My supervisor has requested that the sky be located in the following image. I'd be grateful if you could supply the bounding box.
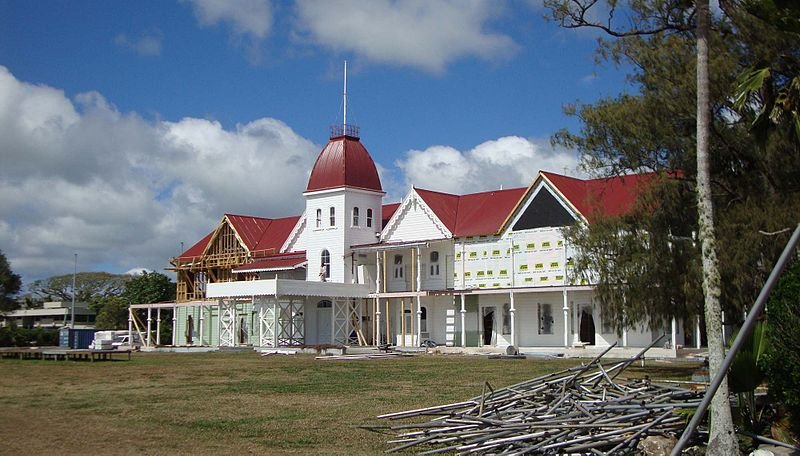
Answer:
[0,0,634,286]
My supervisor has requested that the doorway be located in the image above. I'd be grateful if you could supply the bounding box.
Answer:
[579,306,596,345]
[316,300,332,344]
[482,307,496,346]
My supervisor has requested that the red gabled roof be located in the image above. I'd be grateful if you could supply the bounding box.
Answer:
[232,251,307,273]
[382,202,400,227]
[306,135,383,193]
[225,214,273,251]
[414,187,527,237]
[252,215,301,257]
[176,214,301,261]
[178,231,214,261]
[542,171,656,223]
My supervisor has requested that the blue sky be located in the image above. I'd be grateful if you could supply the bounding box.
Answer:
[0,0,632,284]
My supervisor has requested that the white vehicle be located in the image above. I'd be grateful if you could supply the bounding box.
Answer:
[90,331,141,350]
[111,334,142,349]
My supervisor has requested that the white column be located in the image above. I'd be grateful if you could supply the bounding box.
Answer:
[460,294,466,348]
[562,288,569,348]
[273,297,279,348]
[217,299,223,348]
[258,302,263,348]
[128,308,133,347]
[671,316,677,354]
[416,247,422,345]
[199,306,205,346]
[623,326,628,348]
[695,315,702,349]
[146,307,152,347]
[510,291,516,347]
[171,304,176,346]
[156,308,161,346]
[331,298,336,345]
[375,251,382,345]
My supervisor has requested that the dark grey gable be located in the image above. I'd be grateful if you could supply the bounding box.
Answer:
[512,187,576,231]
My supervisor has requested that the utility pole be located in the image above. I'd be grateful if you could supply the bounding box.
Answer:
[71,253,77,329]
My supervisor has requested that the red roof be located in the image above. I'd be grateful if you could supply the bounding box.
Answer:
[178,231,214,261]
[226,214,273,250]
[542,171,656,223]
[306,135,382,193]
[232,252,307,273]
[415,187,527,237]
[177,214,301,260]
[382,202,400,227]
[252,215,301,257]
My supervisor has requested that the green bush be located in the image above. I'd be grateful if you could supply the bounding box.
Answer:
[763,260,800,415]
[0,325,59,347]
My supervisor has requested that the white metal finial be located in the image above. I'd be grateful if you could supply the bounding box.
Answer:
[343,60,347,129]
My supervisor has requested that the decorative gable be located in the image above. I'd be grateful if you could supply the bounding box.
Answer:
[506,181,579,234]
[281,215,306,253]
[382,190,452,243]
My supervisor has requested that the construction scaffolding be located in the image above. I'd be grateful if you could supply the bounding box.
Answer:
[169,217,277,302]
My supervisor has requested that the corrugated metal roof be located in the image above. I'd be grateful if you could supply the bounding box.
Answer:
[542,171,654,223]
[381,202,400,227]
[178,231,214,260]
[306,135,382,192]
[226,214,273,250]
[252,215,302,257]
[415,187,527,237]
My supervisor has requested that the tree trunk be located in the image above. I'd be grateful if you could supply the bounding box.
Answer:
[696,0,739,453]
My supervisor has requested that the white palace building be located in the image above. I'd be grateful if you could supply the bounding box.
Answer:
[129,124,701,357]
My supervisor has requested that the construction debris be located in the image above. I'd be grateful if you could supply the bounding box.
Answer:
[366,337,703,454]
[316,352,416,361]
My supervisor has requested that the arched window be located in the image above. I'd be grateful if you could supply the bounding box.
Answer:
[366,208,373,228]
[352,207,360,226]
[320,249,330,280]
[420,306,428,332]
[317,300,332,308]
[329,207,336,227]
[315,208,322,228]
[429,251,440,276]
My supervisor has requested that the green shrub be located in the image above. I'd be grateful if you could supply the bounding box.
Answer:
[763,261,800,415]
[0,325,59,347]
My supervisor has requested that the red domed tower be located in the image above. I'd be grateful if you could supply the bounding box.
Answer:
[303,125,385,284]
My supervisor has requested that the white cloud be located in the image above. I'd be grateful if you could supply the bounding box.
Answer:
[183,0,273,63]
[396,136,582,194]
[294,0,517,73]
[0,66,318,283]
[114,30,163,57]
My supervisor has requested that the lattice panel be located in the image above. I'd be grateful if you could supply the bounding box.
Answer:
[219,300,236,347]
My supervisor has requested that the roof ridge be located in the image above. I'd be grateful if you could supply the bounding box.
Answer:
[224,213,274,221]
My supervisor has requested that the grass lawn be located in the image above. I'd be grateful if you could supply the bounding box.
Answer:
[0,351,698,455]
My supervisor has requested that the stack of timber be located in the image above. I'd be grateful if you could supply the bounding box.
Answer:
[369,339,702,454]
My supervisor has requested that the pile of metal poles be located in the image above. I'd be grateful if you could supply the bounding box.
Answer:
[369,340,702,454]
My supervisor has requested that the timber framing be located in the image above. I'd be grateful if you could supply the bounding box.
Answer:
[168,216,278,302]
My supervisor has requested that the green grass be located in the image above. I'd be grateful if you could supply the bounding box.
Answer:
[0,352,698,455]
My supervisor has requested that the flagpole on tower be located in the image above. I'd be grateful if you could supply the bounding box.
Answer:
[343,60,347,129]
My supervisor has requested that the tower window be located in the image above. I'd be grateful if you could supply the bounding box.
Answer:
[329,207,336,227]
[315,208,322,228]
[352,207,360,226]
[320,249,330,280]
[366,208,373,228]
